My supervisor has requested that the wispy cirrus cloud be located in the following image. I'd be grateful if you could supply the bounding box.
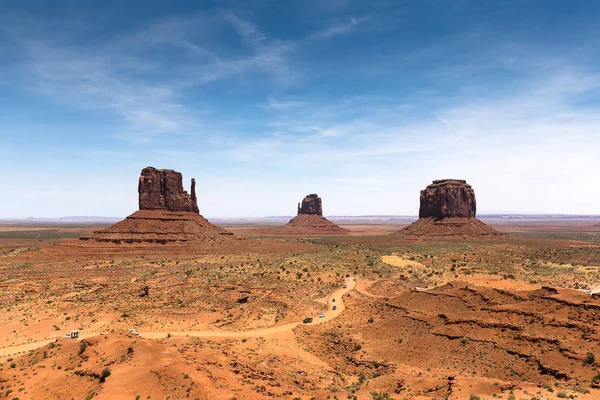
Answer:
[306,15,368,41]
[210,60,600,214]
[2,2,600,218]
[0,9,369,143]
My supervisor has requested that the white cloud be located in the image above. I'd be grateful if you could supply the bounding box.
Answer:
[223,13,268,47]
[206,66,600,216]
[1,8,600,217]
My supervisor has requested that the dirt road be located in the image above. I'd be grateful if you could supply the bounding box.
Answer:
[140,276,355,339]
[0,277,356,358]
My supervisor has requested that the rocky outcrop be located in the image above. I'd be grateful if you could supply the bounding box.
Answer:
[82,167,236,244]
[138,167,199,213]
[298,194,323,216]
[267,194,348,236]
[419,179,475,219]
[269,214,350,236]
[398,179,502,237]
[83,209,234,244]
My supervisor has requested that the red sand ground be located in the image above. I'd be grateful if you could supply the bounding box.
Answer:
[1,221,600,399]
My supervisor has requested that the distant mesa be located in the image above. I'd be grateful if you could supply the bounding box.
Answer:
[82,167,235,244]
[268,194,349,236]
[399,179,502,237]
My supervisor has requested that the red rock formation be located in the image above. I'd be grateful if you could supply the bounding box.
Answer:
[399,217,501,237]
[399,179,501,237]
[83,167,235,244]
[83,210,234,244]
[298,194,323,216]
[138,167,198,213]
[268,214,349,236]
[419,179,475,219]
[268,194,348,236]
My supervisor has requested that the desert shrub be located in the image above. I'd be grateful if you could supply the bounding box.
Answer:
[358,372,366,384]
[100,368,111,383]
[584,352,595,365]
[469,396,480,400]
[78,342,88,356]
[542,382,554,392]
[370,393,394,400]
[557,392,568,398]
[573,386,590,394]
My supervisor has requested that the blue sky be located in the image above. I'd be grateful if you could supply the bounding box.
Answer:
[1,0,599,218]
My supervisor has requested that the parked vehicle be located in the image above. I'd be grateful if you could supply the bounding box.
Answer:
[319,313,326,318]
[129,329,139,335]
[343,284,347,289]
[63,330,79,339]
[332,305,337,311]
[303,317,313,324]
[332,298,336,302]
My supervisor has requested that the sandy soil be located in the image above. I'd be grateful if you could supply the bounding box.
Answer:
[1,221,600,399]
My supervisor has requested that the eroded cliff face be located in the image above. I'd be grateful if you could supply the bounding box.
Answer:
[399,179,501,237]
[298,194,323,216]
[138,167,199,213]
[419,179,476,219]
[83,166,237,244]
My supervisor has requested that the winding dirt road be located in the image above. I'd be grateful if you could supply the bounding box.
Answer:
[0,277,355,358]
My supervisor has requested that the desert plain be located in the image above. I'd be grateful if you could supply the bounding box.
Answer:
[1,216,600,400]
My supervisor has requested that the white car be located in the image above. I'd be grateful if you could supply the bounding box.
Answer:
[129,329,139,335]
[319,313,326,318]
[62,330,79,339]
[585,289,593,295]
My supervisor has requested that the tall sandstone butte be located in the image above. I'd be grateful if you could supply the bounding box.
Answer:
[82,166,235,244]
[138,167,199,213]
[297,194,323,216]
[419,179,476,219]
[399,179,501,237]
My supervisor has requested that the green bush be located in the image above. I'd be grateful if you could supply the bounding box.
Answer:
[370,393,394,400]
[78,342,88,356]
[100,368,111,383]
[584,352,595,365]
